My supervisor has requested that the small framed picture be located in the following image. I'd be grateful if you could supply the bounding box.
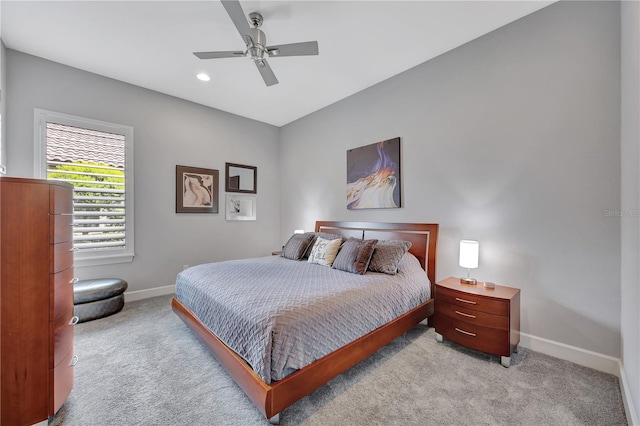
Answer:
[225,194,256,221]
[176,165,219,213]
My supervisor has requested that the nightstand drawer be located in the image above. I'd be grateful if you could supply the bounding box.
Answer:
[437,301,509,331]
[437,314,510,356]
[437,286,509,316]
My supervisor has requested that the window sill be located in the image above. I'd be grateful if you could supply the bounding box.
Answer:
[74,253,134,268]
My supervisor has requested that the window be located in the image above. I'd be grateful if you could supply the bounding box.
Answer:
[34,109,134,267]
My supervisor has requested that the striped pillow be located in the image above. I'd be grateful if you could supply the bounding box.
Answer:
[332,238,378,274]
[281,233,316,260]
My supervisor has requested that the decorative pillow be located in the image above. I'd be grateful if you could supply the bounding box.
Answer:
[281,233,316,260]
[332,238,378,274]
[368,240,412,275]
[302,232,342,258]
[307,237,343,267]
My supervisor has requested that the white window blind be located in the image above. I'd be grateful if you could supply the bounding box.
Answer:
[35,109,134,266]
[47,122,126,251]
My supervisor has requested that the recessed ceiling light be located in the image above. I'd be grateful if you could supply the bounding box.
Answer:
[197,73,211,82]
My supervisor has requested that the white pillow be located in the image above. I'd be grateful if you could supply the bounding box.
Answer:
[307,237,343,267]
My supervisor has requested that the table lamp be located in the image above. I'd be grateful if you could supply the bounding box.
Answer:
[459,240,479,285]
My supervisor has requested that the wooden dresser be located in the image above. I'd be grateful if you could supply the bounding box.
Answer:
[0,177,77,425]
[434,277,520,367]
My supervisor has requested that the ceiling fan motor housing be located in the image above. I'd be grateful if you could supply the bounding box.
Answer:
[247,27,267,62]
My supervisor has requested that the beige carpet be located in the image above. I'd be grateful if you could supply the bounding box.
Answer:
[50,295,627,425]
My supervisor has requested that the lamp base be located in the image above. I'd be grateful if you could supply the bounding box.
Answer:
[460,277,477,285]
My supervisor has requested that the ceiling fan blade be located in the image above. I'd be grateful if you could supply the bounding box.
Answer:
[194,51,245,59]
[221,0,252,40]
[267,41,318,57]
[255,59,278,86]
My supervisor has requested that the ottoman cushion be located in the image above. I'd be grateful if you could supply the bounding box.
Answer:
[74,278,128,322]
[74,278,128,304]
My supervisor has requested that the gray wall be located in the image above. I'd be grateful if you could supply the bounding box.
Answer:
[0,39,6,174]
[621,0,640,418]
[280,1,621,357]
[5,51,281,293]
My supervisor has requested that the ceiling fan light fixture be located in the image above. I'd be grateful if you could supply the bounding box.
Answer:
[247,46,266,62]
[196,73,211,82]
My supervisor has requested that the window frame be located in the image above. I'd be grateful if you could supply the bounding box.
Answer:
[34,108,135,267]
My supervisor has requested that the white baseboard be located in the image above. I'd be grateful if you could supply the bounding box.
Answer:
[520,332,638,425]
[519,332,620,375]
[124,284,175,303]
[619,363,640,426]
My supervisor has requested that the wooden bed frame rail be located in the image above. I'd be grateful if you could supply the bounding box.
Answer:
[171,221,439,422]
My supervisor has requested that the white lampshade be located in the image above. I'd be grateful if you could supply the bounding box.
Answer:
[459,240,479,269]
[294,229,305,234]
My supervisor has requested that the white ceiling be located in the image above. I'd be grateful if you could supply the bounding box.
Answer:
[1,1,554,127]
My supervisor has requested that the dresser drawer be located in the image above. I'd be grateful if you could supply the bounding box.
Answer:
[437,286,509,316]
[50,240,75,273]
[49,349,76,416]
[50,309,76,369]
[436,314,511,356]
[50,267,76,321]
[437,301,509,331]
[50,213,73,244]
[50,184,73,214]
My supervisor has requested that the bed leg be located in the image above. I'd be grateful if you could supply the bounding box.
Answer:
[268,413,280,425]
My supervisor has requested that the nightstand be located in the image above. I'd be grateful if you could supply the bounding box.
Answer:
[434,277,520,367]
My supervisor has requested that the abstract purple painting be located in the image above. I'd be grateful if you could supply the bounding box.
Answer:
[346,137,401,209]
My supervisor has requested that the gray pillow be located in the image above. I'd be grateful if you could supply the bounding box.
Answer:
[281,233,316,260]
[332,238,378,275]
[368,240,412,275]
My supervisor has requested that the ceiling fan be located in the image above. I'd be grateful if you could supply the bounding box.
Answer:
[194,0,319,87]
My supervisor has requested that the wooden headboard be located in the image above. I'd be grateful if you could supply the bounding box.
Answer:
[314,221,439,286]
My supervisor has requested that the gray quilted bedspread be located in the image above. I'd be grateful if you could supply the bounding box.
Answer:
[174,253,431,384]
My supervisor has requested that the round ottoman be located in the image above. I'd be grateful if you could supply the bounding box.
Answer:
[73,278,128,323]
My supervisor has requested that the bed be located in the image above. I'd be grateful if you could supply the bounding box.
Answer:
[171,221,438,423]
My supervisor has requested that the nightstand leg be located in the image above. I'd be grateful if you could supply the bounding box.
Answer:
[269,413,280,424]
[436,332,443,343]
[513,344,519,354]
[501,356,511,368]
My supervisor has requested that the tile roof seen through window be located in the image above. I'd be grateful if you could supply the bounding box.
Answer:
[46,122,125,169]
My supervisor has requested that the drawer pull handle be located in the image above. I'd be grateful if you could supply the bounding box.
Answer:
[70,277,79,284]
[455,310,476,319]
[70,354,79,367]
[455,328,476,337]
[70,316,79,325]
[455,297,477,305]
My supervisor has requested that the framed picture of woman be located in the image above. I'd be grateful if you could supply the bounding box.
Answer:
[175,165,219,213]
